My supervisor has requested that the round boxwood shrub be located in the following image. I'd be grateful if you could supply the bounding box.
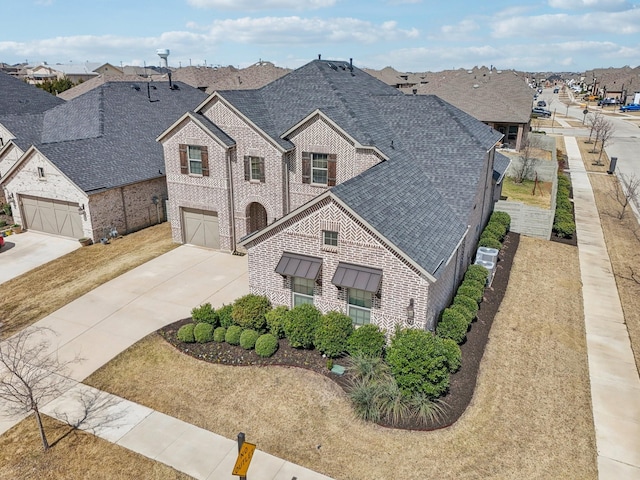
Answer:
[347,324,386,358]
[265,305,289,339]
[436,308,468,344]
[485,221,506,240]
[490,211,511,229]
[193,322,214,343]
[217,304,235,328]
[232,294,271,331]
[213,326,227,343]
[191,302,218,326]
[449,303,473,325]
[457,284,484,304]
[441,338,462,372]
[464,264,490,285]
[453,294,479,318]
[225,325,243,345]
[255,333,279,358]
[239,329,260,350]
[177,323,195,343]
[284,303,322,349]
[386,328,456,398]
[314,311,354,358]
[461,278,485,293]
[479,233,502,250]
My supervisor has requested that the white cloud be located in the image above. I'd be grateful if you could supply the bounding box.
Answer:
[439,19,480,39]
[187,0,336,10]
[197,16,419,44]
[548,0,633,11]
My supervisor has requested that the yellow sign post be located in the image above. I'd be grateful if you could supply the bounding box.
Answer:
[232,440,256,477]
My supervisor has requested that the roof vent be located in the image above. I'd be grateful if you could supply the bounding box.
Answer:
[327,62,338,71]
[131,84,140,91]
[473,84,480,88]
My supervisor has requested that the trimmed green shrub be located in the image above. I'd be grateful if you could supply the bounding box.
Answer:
[177,323,195,343]
[314,311,354,358]
[239,329,260,350]
[436,308,468,344]
[457,284,484,303]
[441,338,462,372]
[193,322,214,343]
[478,234,502,250]
[191,303,218,326]
[231,294,271,331]
[464,264,490,285]
[461,278,485,293]
[225,325,243,345]
[347,324,386,358]
[255,333,279,358]
[284,303,322,349]
[453,294,479,318]
[449,303,473,325]
[485,221,506,240]
[218,304,234,328]
[553,172,576,238]
[265,305,289,339]
[213,326,227,343]
[386,328,456,398]
[490,211,511,229]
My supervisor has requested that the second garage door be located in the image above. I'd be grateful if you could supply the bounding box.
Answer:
[182,208,220,249]
[22,195,84,239]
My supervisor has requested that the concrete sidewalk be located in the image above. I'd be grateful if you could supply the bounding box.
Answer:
[565,136,640,479]
[41,383,332,480]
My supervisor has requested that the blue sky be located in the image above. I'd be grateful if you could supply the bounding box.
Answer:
[1,0,639,72]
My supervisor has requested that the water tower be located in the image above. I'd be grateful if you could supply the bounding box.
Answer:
[156,49,170,68]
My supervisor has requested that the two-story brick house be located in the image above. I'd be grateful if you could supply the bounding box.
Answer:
[159,59,506,331]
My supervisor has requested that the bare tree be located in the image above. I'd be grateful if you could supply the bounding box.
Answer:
[610,173,640,219]
[595,119,615,166]
[586,111,603,144]
[0,327,79,450]
[512,135,540,184]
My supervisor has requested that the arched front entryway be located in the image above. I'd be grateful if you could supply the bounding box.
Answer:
[246,202,268,235]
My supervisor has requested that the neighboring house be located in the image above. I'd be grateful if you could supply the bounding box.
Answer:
[158,59,505,331]
[24,62,122,85]
[0,73,207,240]
[368,66,532,151]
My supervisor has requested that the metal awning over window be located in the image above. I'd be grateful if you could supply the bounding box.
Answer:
[275,252,322,280]
[331,262,382,293]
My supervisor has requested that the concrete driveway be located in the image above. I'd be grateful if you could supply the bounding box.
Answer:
[0,230,81,285]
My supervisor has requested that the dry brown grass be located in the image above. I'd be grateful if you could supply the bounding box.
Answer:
[576,136,610,173]
[0,414,192,479]
[0,223,176,339]
[85,237,597,480]
[501,179,552,208]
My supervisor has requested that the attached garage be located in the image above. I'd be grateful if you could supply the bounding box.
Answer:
[22,195,83,239]
[182,208,220,249]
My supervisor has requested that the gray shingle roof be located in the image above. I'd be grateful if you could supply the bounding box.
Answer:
[24,81,207,193]
[232,60,502,277]
[0,70,65,115]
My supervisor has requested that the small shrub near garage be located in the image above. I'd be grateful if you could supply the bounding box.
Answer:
[314,311,354,358]
[458,284,484,303]
[232,294,272,332]
[436,308,469,344]
[347,324,387,358]
[485,221,506,240]
[193,322,214,343]
[255,333,279,358]
[284,303,322,349]
[225,325,243,345]
[191,302,218,326]
[217,304,234,328]
[177,323,196,343]
[441,338,462,372]
[239,329,260,350]
[213,326,226,343]
[449,303,474,325]
[490,211,511,229]
[464,264,490,286]
[479,232,502,250]
[386,328,457,399]
[265,305,289,338]
[453,294,478,318]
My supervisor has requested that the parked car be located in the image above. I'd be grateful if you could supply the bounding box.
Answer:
[0,235,4,249]
[532,107,552,118]
[553,88,559,94]
[598,98,619,106]
[620,103,640,112]
[537,100,547,107]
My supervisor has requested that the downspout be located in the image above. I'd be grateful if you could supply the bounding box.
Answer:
[283,151,291,214]
[120,187,129,233]
[226,148,237,252]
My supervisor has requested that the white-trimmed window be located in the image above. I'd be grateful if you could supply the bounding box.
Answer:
[323,230,338,248]
[348,288,372,325]
[301,152,336,186]
[312,153,328,185]
[244,156,265,182]
[37,167,45,179]
[292,277,315,306]
[188,146,202,175]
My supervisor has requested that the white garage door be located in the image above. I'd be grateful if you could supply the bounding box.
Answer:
[22,195,84,239]
[182,208,220,249]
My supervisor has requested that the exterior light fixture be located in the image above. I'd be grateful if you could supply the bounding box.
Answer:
[406,298,415,325]
[7,192,14,204]
[77,204,85,215]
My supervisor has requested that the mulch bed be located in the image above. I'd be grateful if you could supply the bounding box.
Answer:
[159,232,520,431]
